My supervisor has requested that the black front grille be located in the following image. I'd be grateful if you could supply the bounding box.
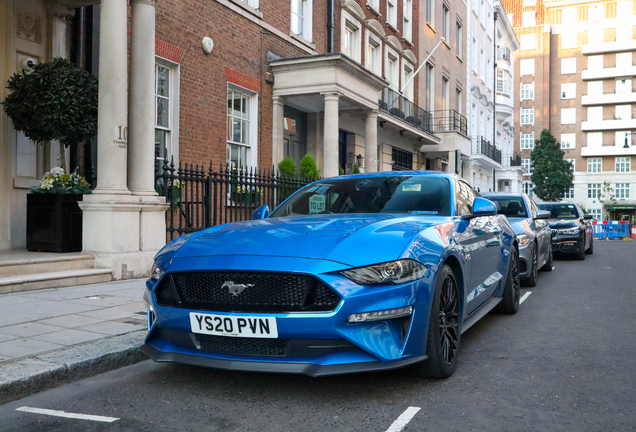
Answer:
[194,334,289,356]
[155,271,341,313]
[551,229,559,239]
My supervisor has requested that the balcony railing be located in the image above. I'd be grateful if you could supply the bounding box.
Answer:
[497,47,511,63]
[472,137,502,164]
[431,110,468,135]
[502,153,522,167]
[379,88,433,134]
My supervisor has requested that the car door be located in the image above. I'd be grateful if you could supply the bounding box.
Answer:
[528,196,549,263]
[454,181,502,315]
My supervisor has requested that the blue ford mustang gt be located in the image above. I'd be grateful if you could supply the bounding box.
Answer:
[142,172,520,378]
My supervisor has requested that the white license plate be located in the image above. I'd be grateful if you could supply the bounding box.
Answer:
[189,312,278,338]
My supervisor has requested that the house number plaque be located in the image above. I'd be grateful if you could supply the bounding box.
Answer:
[114,125,128,148]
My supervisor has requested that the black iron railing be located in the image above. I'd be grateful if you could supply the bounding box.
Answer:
[155,158,318,241]
[501,153,522,167]
[431,110,468,135]
[471,137,502,164]
[378,88,433,134]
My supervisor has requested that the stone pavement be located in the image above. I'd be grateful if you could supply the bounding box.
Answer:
[0,279,149,404]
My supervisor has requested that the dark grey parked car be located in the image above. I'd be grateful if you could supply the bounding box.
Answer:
[483,193,552,287]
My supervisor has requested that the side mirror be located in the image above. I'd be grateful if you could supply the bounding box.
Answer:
[461,197,498,220]
[584,214,593,220]
[251,205,270,220]
[535,210,551,220]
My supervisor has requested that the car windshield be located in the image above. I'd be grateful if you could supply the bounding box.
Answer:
[537,203,580,219]
[269,176,452,217]
[486,196,528,218]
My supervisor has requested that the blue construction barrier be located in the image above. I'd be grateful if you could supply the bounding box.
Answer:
[592,221,630,239]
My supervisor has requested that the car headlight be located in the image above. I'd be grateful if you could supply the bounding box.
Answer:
[340,259,427,285]
[558,227,579,235]
[517,234,530,247]
[150,262,164,280]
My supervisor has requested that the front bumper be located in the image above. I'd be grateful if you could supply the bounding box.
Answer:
[142,255,436,375]
[551,235,582,254]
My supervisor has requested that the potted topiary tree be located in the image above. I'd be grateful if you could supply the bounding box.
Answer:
[2,58,98,252]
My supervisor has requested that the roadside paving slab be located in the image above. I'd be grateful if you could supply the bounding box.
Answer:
[0,279,149,405]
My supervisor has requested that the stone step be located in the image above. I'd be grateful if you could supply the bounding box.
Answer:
[0,252,96,278]
[0,269,113,294]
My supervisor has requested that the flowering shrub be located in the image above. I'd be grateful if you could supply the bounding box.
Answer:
[31,167,91,194]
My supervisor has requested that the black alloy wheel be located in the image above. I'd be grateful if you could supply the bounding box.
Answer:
[495,247,520,314]
[438,274,460,366]
[575,234,586,260]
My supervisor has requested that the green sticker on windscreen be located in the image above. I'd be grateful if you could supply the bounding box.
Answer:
[308,195,326,214]
[402,184,421,192]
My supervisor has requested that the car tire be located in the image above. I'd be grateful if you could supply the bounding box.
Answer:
[522,244,538,287]
[575,235,586,260]
[494,247,520,314]
[540,243,553,272]
[586,236,594,255]
[408,264,460,379]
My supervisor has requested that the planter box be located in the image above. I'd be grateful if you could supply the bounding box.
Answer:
[27,194,83,253]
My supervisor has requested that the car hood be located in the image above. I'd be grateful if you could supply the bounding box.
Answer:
[547,219,580,229]
[167,214,446,267]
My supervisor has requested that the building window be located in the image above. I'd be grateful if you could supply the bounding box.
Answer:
[588,183,601,198]
[392,147,413,170]
[565,158,575,171]
[366,33,382,75]
[563,188,575,199]
[388,0,398,28]
[426,0,434,26]
[561,83,576,99]
[615,183,630,199]
[521,108,534,125]
[561,133,576,149]
[155,61,180,161]
[616,52,632,69]
[588,81,603,96]
[562,7,577,24]
[291,0,312,41]
[587,132,603,148]
[616,79,632,94]
[520,34,535,50]
[561,32,577,49]
[456,21,462,58]
[386,49,400,90]
[588,55,603,70]
[588,208,602,220]
[403,61,415,102]
[367,0,380,12]
[520,59,535,76]
[441,75,449,112]
[404,0,413,41]
[520,83,534,100]
[456,87,462,114]
[522,158,533,173]
[617,0,633,17]
[442,4,450,41]
[561,108,576,125]
[617,26,633,42]
[588,106,603,122]
[342,14,361,62]
[241,0,259,8]
[616,104,632,120]
[227,86,257,168]
[523,0,536,5]
[561,58,576,74]
[588,158,602,173]
[521,133,534,149]
[522,11,535,27]
[425,62,434,111]
[472,38,478,73]
[616,157,631,172]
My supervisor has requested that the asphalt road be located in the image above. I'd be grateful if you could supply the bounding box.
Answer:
[1,240,635,432]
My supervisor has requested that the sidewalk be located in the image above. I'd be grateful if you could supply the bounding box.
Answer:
[0,279,149,405]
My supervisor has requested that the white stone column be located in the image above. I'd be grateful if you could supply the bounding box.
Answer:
[364,110,378,173]
[93,0,129,195]
[272,95,285,167]
[322,92,340,178]
[128,0,158,196]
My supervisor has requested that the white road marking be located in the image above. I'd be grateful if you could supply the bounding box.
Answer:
[16,407,119,423]
[385,407,421,432]
[520,291,532,304]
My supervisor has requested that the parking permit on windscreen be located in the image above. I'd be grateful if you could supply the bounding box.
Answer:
[309,194,326,214]
[402,184,421,192]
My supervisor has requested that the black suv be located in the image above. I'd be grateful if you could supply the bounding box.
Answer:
[537,202,594,260]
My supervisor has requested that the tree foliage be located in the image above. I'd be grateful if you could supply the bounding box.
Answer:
[299,154,320,179]
[277,157,296,177]
[2,58,98,149]
[530,129,574,201]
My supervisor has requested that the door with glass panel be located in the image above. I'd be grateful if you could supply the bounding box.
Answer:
[283,106,307,168]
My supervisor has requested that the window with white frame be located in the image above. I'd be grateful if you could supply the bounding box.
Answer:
[520,34,535,50]
[403,61,415,102]
[386,52,400,90]
[441,75,449,112]
[520,58,535,75]
[617,52,632,69]
[616,156,631,172]
[588,29,603,45]
[561,57,576,74]
[616,79,632,94]
[472,38,478,72]
[588,157,602,173]
[480,46,486,80]
[456,87,462,114]
[588,183,601,198]
[617,131,632,147]
[561,108,576,124]
[617,1,633,17]
[240,0,259,8]
[404,0,413,41]
[520,83,534,100]
[587,132,603,148]
[521,133,534,149]
[588,106,603,121]
[617,26,633,41]
[291,0,312,41]
[588,55,603,70]
[522,11,535,27]
[616,104,632,120]
[367,0,380,13]
[561,83,576,99]
[342,14,361,62]
[456,21,462,58]
[523,0,536,6]
[562,7,577,24]
[563,188,575,199]
[425,62,434,111]
[588,81,603,96]
[561,32,577,49]
[227,86,257,168]
[522,158,533,173]
[561,133,576,149]
[388,0,398,28]
[589,4,602,21]
[615,183,630,199]
[588,208,601,220]
[366,33,382,76]
[521,108,534,125]
[565,158,575,172]
[442,3,450,42]
[155,60,179,161]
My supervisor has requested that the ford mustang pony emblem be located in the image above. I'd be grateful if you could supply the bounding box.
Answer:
[222,281,254,296]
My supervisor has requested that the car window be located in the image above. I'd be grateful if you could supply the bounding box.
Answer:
[455,181,475,216]
[537,203,580,219]
[485,196,529,218]
[270,176,452,217]
[529,198,539,218]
